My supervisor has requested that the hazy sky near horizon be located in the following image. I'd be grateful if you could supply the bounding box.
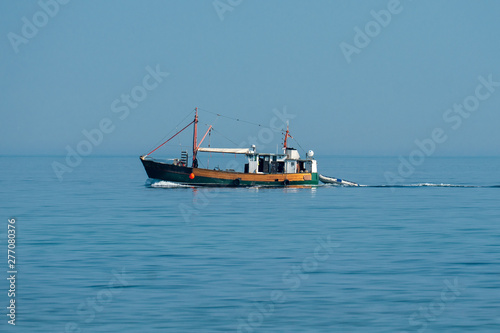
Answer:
[1,0,500,157]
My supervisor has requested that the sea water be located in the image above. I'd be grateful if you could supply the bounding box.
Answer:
[1,156,499,332]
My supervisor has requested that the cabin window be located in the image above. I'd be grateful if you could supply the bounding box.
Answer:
[258,157,264,172]
[298,161,305,172]
[276,162,284,173]
[263,159,270,173]
[304,161,312,172]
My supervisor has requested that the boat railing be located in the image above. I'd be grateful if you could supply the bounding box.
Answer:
[142,156,178,163]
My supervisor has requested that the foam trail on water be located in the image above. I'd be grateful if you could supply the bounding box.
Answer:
[145,180,500,189]
[325,183,500,188]
[147,180,192,188]
[361,183,500,188]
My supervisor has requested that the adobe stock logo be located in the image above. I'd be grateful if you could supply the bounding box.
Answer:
[384,74,499,187]
[7,0,70,54]
[212,0,243,21]
[52,64,169,181]
[339,0,407,64]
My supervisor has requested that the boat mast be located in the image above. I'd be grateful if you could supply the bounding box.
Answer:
[283,123,291,151]
[192,107,199,168]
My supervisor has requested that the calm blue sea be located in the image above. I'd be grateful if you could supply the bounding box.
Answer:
[1,156,499,332]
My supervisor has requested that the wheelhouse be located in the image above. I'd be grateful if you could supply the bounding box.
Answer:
[244,147,317,175]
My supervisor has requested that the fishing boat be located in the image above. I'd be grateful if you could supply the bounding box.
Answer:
[140,108,358,187]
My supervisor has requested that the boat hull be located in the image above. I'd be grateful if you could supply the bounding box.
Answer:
[140,156,319,187]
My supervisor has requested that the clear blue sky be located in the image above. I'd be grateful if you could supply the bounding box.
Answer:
[1,0,500,157]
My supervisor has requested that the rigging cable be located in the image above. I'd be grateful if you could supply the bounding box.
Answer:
[290,136,307,155]
[145,120,195,156]
[198,107,267,128]
[210,127,240,147]
[145,108,196,155]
